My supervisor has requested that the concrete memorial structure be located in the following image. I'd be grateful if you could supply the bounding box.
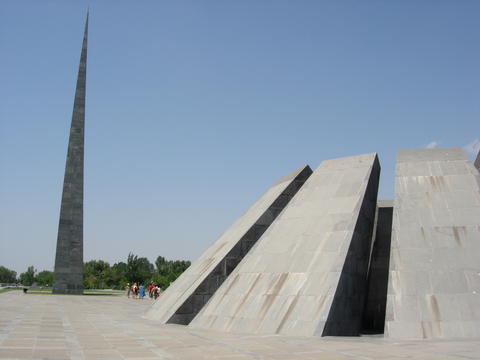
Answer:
[385,148,480,338]
[146,148,479,339]
[475,151,480,171]
[146,166,312,324]
[52,14,88,294]
[189,153,380,336]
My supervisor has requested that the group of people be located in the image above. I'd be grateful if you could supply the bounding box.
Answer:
[126,281,162,299]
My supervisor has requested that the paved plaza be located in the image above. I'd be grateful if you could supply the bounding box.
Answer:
[0,291,479,360]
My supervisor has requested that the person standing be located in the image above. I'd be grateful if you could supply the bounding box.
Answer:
[148,281,154,298]
[133,283,138,298]
[125,283,131,298]
[139,283,145,299]
[153,285,161,299]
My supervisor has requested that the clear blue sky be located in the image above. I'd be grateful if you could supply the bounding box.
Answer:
[1,1,479,275]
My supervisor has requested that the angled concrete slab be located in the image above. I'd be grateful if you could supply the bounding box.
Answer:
[145,166,312,324]
[189,153,380,336]
[385,148,480,339]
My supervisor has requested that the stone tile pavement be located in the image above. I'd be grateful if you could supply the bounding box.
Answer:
[0,291,479,359]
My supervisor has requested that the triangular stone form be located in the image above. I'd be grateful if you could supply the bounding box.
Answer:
[189,153,380,336]
[145,166,312,324]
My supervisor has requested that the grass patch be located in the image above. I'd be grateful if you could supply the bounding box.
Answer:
[0,288,22,294]
[1,288,124,296]
[85,290,123,296]
[24,289,123,296]
[29,288,51,292]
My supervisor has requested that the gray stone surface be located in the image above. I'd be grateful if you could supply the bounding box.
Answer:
[2,291,479,360]
[190,153,380,336]
[385,148,480,339]
[475,151,480,171]
[53,14,88,295]
[146,166,312,324]
[362,201,393,334]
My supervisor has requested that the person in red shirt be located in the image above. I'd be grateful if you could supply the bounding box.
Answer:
[148,281,155,299]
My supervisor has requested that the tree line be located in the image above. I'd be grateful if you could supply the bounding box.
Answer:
[0,253,191,290]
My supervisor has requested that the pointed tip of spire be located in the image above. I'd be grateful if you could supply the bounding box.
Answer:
[84,7,89,35]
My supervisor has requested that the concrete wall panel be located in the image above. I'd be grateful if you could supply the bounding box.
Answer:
[385,148,480,339]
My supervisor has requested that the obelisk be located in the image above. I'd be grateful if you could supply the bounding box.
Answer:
[53,13,88,294]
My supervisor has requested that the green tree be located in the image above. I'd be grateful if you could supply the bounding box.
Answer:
[83,260,111,289]
[170,260,191,274]
[84,274,97,289]
[0,266,17,283]
[126,253,154,284]
[151,273,169,290]
[110,262,128,289]
[19,266,36,286]
[155,256,190,276]
[155,256,169,275]
[78,255,191,290]
[35,271,53,287]
[153,256,191,289]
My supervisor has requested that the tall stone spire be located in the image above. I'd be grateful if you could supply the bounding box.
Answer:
[53,12,88,294]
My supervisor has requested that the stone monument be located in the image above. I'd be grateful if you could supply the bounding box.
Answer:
[52,13,88,294]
